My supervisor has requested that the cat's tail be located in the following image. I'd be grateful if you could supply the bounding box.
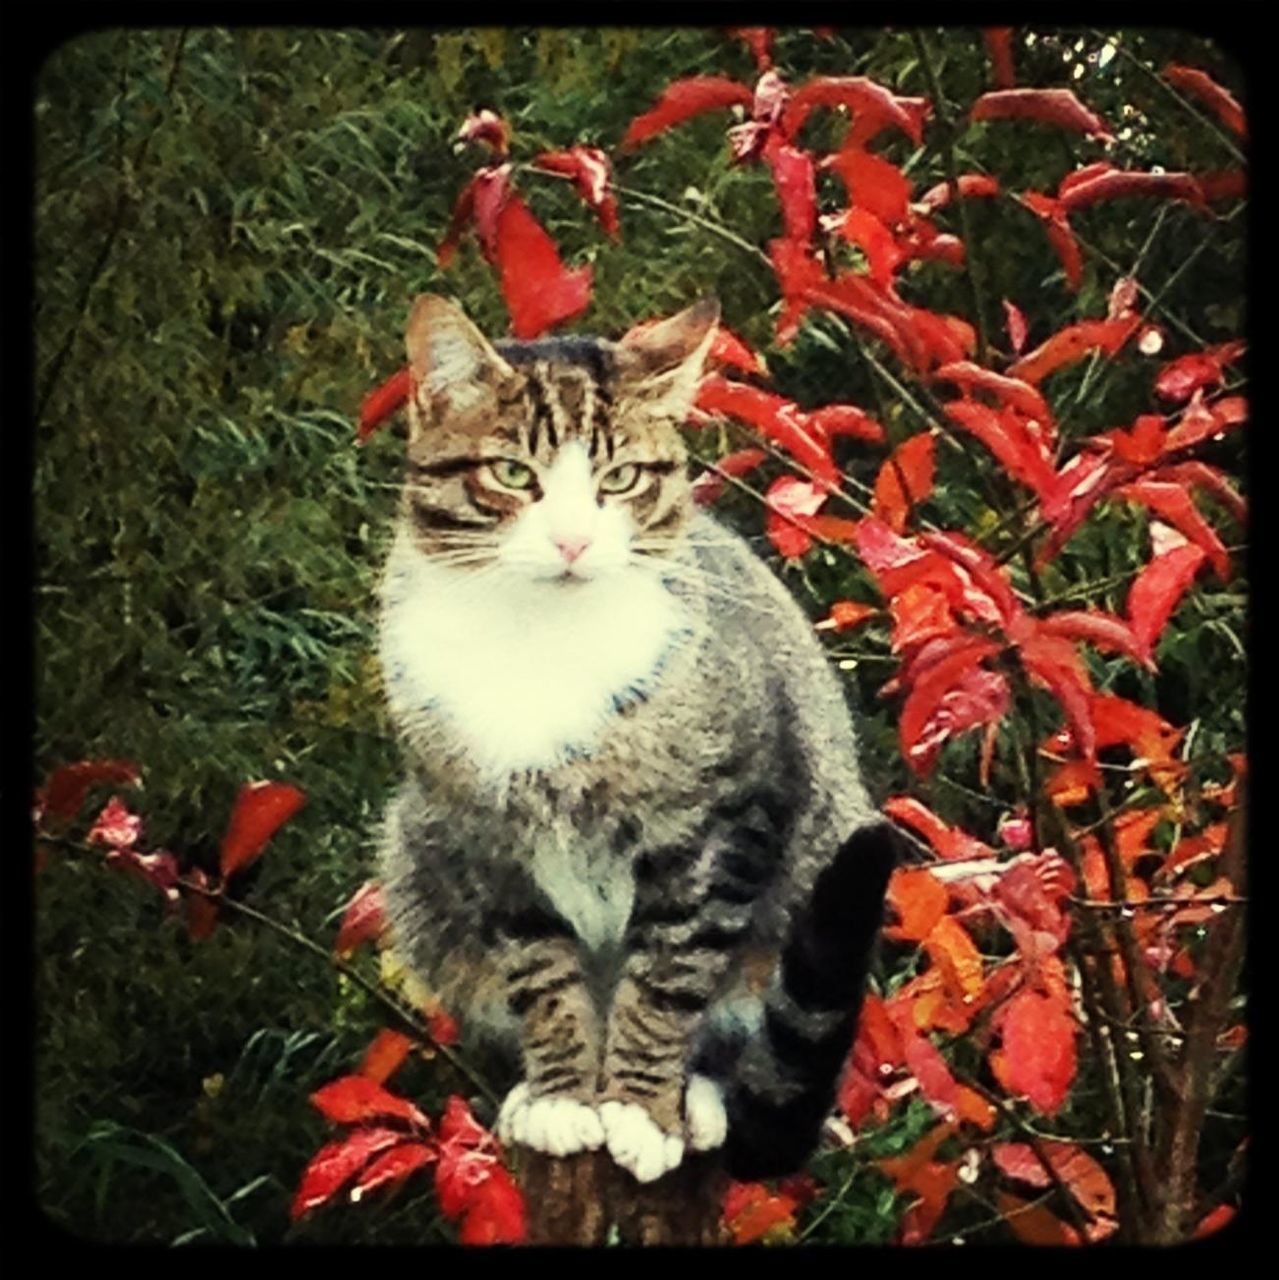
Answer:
[722,821,899,1180]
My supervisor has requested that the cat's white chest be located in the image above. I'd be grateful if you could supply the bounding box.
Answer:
[380,533,687,777]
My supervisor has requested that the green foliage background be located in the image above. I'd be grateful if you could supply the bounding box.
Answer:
[33,27,1244,1244]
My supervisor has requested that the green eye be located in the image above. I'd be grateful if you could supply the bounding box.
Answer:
[490,459,537,490]
[598,463,642,495]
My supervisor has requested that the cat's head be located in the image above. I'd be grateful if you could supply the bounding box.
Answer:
[399,294,718,585]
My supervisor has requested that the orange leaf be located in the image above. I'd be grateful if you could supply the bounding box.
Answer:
[885,866,949,941]
[997,1190,1081,1245]
[873,433,936,533]
[358,1029,415,1086]
[923,915,985,1006]
[219,781,306,879]
[1127,543,1208,663]
[991,988,1077,1115]
[722,1181,801,1245]
[954,1084,996,1131]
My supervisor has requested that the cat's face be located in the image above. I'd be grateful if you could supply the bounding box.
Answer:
[400,296,717,586]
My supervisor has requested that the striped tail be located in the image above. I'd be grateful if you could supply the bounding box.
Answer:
[723,821,899,1180]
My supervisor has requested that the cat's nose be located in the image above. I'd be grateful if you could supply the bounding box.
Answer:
[553,535,591,564]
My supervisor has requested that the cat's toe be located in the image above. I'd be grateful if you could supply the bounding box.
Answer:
[600,1100,685,1183]
[684,1074,728,1151]
[501,1089,604,1157]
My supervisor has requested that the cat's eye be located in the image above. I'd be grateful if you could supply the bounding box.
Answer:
[598,463,642,495]
[489,459,537,490]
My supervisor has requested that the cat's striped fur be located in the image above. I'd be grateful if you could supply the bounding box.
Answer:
[377,295,898,1182]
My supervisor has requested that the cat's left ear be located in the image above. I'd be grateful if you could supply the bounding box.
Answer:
[617,296,719,416]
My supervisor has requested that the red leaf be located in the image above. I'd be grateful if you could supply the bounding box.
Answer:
[1127,543,1208,662]
[310,1075,430,1130]
[1194,1204,1238,1239]
[727,27,774,72]
[1152,462,1245,524]
[916,173,1000,215]
[933,361,1054,433]
[1113,480,1230,580]
[993,1141,1116,1227]
[1018,192,1082,291]
[828,206,903,286]
[184,866,220,942]
[696,376,837,486]
[824,146,912,225]
[429,1009,461,1047]
[459,1165,527,1245]
[358,1029,415,1086]
[806,402,886,444]
[620,76,753,149]
[873,433,935,532]
[970,88,1112,138]
[357,367,412,443]
[350,1141,437,1203]
[886,1005,959,1117]
[220,781,306,879]
[899,637,1003,773]
[889,582,957,653]
[1038,609,1153,670]
[1163,64,1246,137]
[1197,169,1247,203]
[438,166,512,268]
[723,1180,801,1245]
[435,1095,506,1221]
[291,1127,406,1221]
[940,398,1055,498]
[763,475,826,559]
[919,531,1023,629]
[36,759,140,824]
[87,795,143,850]
[1155,350,1231,403]
[456,109,510,156]
[104,846,181,904]
[1019,633,1096,764]
[783,76,926,145]
[1057,163,1206,213]
[533,147,620,239]
[765,140,817,244]
[492,191,593,339]
[335,879,388,957]
[709,326,768,377]
[982,28,1016,89]
[1002,299,1028,355]
[690,447,769,506]
[908,666,1012,775]
[1008,315,1140,385]
[991,988,1077,1114]
[884,795,995,861]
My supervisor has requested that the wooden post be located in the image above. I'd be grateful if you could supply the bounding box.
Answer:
[515,1148,730,1246]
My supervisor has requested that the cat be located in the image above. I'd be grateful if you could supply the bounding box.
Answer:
[376,293,898,1184]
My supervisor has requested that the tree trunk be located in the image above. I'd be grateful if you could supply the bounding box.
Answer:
[515,1147,730,1246]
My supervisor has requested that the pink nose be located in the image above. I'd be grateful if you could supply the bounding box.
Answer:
[554,535,591,564]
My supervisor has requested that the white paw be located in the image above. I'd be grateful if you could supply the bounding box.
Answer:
[599,1100,685,1183]
[684,1074,728,1151]
[497,1083,604,1157]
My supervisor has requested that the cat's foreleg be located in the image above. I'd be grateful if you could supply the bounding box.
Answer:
[598,848,751,1182]
[488,901,605,1158]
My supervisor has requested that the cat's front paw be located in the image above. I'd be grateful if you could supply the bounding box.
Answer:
[497,1082,605,1157]
[599,1099,685,1183]
[684,1073,728,1152]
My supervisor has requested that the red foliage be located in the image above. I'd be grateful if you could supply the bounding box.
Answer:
[219,781,306,879]
[1163,64,1246,137]
[970,88,1112,138]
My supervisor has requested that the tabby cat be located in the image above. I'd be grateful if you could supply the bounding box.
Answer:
[377,294,898,1184]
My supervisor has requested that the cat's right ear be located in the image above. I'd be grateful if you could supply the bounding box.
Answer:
[404,295,516,439]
